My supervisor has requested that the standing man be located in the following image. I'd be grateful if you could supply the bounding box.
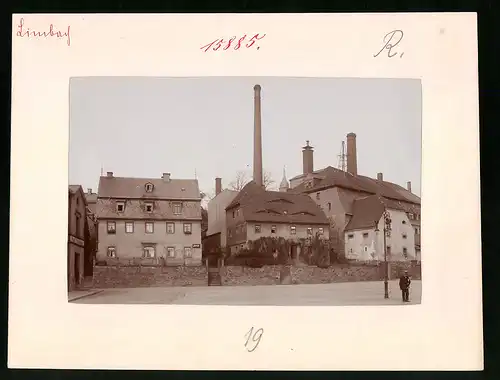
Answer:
[399,270,411,302]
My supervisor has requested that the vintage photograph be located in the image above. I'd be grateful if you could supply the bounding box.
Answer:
[68,76,422,305]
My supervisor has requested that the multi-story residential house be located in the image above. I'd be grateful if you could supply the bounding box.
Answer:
[288,134,421,261]
[68,185,88,290]
[225,181,330,256]
[96,172,203,266]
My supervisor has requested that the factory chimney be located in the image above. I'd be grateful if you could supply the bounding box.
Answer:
[253,84,263,187]
[215,177,222,196]
[407,181,412,193]
[377,173,383,181]
[302,140,314,175]
[346,133,358,176]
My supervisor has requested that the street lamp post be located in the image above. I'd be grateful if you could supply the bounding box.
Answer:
[375,210,392,299]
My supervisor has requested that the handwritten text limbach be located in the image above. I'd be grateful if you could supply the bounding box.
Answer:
[374,30,404,58]
[200,34,266,52]
[16,18,71,46]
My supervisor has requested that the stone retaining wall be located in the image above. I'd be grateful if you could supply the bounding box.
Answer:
[92,261,421,288]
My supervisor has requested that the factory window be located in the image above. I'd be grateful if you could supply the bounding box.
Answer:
[403,247,408,254]
[183,223,192,234]
[328,202,332,211]
[107,221,116,234]
[402,220,406,224]
[364,246,368,252]
[290,225,296,235]
[316,192,320,200]
[125,222,134,233]
[228,228,232,238]
[363,232,369,238]
[271,225,277,234]
[402,233,407,239]
[347,234,354,239]
[166,222,175,234]
[145,222,154,234]
[255,224,261,233]
[318,227,324,235]
[145,202,153,212]
[107,246,116,258]
[232,211,235,218]
[166,247,175,258]
[307,227,313,236]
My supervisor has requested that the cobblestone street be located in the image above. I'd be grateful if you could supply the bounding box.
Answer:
[72,280,421,306]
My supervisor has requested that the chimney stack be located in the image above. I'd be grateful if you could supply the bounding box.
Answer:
[302,140,314,175]
[377,173,383,181]
[87,188,92,194]
[162,173,171,182]
[253,84,264,187]
[407,181,412,193]
[215,177,222,195]
[346,133,358,176]
[106,171,113,178]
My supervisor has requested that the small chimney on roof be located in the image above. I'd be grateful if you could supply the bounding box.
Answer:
[87,188,92,194]
[162,173,171,182]
[215,177,222,196]
[407,181,412,193]
[106,171,113,178]
[302,140,314,175]
[377,173,383,181]
[346,133,358,176]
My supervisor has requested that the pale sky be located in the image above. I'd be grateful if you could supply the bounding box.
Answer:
[69,77,421,199]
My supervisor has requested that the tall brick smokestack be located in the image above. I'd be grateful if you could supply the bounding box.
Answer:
[302,140,314,175]
[215,178,222,195]
[253,84,263,187]
[346,132,358,176]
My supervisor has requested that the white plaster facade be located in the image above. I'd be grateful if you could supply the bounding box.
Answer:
[206,189,238,247]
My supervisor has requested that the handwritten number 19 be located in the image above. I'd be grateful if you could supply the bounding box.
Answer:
[244,327,264,352]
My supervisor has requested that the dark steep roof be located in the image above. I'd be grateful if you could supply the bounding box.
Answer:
[344,195,415,231]
[290,166,420,205]
[226,181,329,225]
[97,175,201,200]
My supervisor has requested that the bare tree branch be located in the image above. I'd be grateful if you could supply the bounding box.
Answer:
[228,170,276,191]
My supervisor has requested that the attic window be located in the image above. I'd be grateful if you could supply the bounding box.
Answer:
[318,227,324,235]
[116,201,125,212]
[363,232,369,238]
[271,225,277,234]
[145,202,154,212]
[402,220,407,224]
[307,227,313,236]
[328,202,332,211]
[316,192,320,200]
[145,183,154,192]
[348,234,354,239]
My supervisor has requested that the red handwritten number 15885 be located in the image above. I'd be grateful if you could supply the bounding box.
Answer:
[200,34,266,52]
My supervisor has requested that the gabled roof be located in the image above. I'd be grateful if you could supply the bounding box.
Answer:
[344,195,413,231]
[290,166,420,205]
[69,185,87,204]
[97,175,201,200]
[226,181,329,225]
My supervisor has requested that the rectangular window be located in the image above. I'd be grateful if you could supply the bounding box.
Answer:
[408,213,414,220]
[145,222,154,234]
[107,246,116,258]
[271,225,277,234]
[143,246,155,258]
[307,227,313,236]
[402,233,407,239]
[107,221,116,234]
[228,228,232,238]
[403,247,408,254]
[316,192,320,200]
[75,214,81,237]
[166,247,175,258]
[255,224,261,233]
[328,202,332,211]
[290,225,296,235]
[173,202,182,215]
[347,233,354,239]
[415,227,419,235]
[166,222,175,234]
[232,211,235,218]
[125,222,134,233]
[183,223,192,234]
[184,247,192,258]
[319,227,324,235]
[117,202,125,212]
[363,232,369,238]
[402,220,407,224]
[145,202,153,213]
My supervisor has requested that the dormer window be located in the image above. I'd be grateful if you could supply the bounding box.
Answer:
[145,202,153,212]
[173,202,182,215]
[145,183,154,192]
[116,201,125,213]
